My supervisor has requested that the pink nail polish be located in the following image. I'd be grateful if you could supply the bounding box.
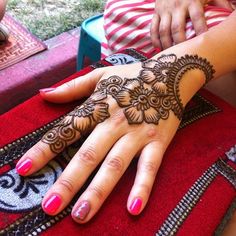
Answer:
[129,197,142,215]
[39,88,55,93]
[16,159,32,175]
[43,194,62,214]
[74,201,90,220]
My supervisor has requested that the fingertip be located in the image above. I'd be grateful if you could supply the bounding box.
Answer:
[72,200,91,223]
[128,197,143,215]
[42,193,63,215]
[16,158,33,176]
[39,87,60,102]
[39,86,73,103]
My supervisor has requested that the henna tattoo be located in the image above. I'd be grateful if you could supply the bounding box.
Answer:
[42,121,76,154]
[68,97,110,133]
[139,54,215,120]
[42,98,110,154]
[42,54,215,152]
[95,54,215,123]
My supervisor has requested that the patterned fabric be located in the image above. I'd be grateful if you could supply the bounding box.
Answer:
[0,49,235,235]
[102,0,235,57]
[0,14,46,70]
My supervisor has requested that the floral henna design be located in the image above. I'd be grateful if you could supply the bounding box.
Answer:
[42,54,215,153]
[115,79,162,124]
[68,97,110,133]
[140,54,215,120]
[42,98,110,154]
[96,54,214,124]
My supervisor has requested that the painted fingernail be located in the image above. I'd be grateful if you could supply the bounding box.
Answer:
[43,194,62,214]
[129,197,142,215]
[16,159,32,175]
[39,88,55,93]
[74,201,90,220]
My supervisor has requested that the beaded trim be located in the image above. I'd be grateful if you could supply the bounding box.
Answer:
[156,158,236,236]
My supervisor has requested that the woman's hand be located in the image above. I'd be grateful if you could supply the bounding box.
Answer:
[151,0,234,49]
[15,53,214,223]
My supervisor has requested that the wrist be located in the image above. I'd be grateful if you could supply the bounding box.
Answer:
[179,69,206,106]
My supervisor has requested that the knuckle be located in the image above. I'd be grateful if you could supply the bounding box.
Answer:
[106,156,124,173]
[66,79,76,90]
[88,185,105,200]
[65,79,77,100]
[139,161,157,176]
[174,0,181,8]
[32,143,47,158]
[146,127,157,139]
[190,0,198,4]
[139,183,151,196]
[191,11,204,22]
[171,23,182,35]
[111,110,126,126]
[77,146,97,167]
[159,26,168,36]
[57,178,74,193]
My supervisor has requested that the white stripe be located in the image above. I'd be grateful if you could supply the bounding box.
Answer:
[107,15,152,42]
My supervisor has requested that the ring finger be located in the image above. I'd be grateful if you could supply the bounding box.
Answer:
[71,131,145,223]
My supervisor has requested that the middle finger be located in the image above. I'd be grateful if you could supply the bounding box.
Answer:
[159,13,172,49]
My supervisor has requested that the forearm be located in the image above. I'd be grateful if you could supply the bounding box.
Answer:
[151,11,236,105]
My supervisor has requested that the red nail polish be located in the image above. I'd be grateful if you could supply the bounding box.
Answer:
[39,88,55,93]
[74,201,90,220]
[129,197,142,215]
[43,194,62,214]
[16,159,32,175]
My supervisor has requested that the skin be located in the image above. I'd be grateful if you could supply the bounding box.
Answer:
[16,11,236,224]
[150,0,234,49]
[0,0,7,21]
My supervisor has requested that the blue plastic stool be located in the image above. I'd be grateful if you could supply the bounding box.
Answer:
[77,14,105,71]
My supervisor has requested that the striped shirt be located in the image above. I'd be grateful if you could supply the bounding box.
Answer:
[101,0,235,58]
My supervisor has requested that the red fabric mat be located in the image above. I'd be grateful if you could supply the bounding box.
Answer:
[0,51,235,235]
[0,13,46,70]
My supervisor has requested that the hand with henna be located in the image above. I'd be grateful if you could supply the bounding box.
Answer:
[150,0,234,49]
[15,9,236,224]
[15,52,215,223]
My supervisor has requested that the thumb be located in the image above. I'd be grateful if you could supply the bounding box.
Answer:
[39,68,106,103]
[210,0,235,10]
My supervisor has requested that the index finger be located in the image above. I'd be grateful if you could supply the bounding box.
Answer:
[15,117,81,176]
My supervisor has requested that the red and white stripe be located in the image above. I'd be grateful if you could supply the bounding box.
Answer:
[101,0,234,58]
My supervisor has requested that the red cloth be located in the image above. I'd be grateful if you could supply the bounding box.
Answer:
[0,55,235,235]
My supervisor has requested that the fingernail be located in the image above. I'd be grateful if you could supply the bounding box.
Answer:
[39,88,55,93]
[16,159,32,175]
[43,194,62,214]
[129,197,142,215]
[74,201,90,220]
